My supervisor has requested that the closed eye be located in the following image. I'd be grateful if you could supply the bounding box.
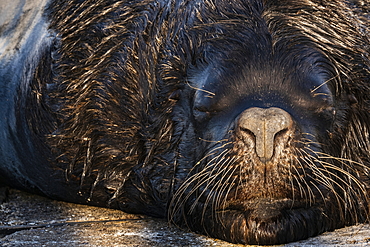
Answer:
[194,106,210,113]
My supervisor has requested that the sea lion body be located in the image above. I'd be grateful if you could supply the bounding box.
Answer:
[1,0,370,245]
[0,0,54,191]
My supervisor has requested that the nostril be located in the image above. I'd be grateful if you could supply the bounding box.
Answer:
[239,127,256,137]
[237,107,293,163]
[275,128,289,138]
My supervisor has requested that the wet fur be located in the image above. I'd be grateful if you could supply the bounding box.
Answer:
[1,0,370,245]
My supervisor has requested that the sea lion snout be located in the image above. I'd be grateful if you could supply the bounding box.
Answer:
[237,107,294,163]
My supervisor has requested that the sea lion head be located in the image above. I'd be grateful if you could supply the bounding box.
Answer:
[168,43,369,245]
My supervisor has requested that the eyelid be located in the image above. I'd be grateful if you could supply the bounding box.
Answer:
[194,105,210,113]
[311,91,333,104]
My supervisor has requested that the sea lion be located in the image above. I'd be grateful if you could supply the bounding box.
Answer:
[0,0,370,245]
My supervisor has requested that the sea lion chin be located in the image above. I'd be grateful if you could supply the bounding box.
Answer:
[0,0,370,245]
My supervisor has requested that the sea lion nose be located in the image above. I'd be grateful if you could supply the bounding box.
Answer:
[237,107,293,163]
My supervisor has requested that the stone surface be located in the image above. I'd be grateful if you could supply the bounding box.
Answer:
[1,189,370,246]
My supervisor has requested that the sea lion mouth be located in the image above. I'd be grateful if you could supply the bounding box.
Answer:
[220,198,309,217]
[206,198,331,245]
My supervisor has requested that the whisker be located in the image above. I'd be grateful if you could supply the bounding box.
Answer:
[202,157,237,226]
[314,151,368,170]
[189,153,232,214]
[300,146,368,220]
[310,75,338,93]
[214,158,239,224]
[186,82,215,97]
[169,143,233,222]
